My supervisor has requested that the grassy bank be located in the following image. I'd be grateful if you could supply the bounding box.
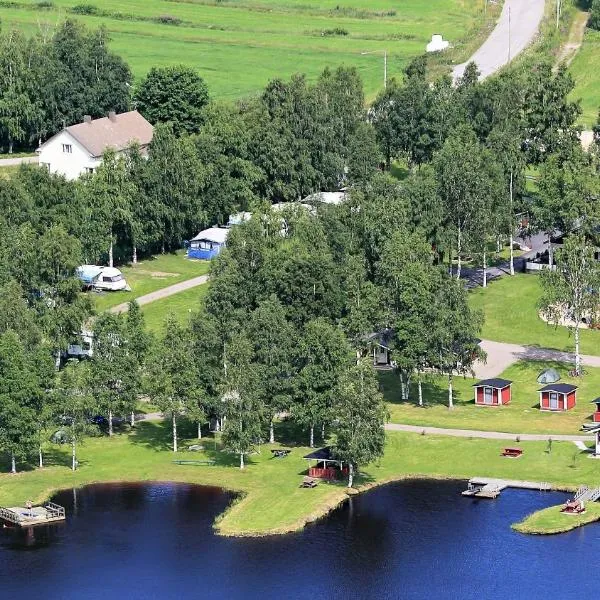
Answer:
[2,422,600,536]
[514,501,600,534]
[0,0,489,99]
[469,273,600,355]
[570,28,600,129]
[382,360,600,435]
[92,251,210,312]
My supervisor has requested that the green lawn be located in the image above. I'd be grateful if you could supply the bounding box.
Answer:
[141,283,209,333]
[92,251,210,311]
[2,422,600,536]
[382,360,600,434]
[514,501,600,534]
[570,28,600,129]
[0,0,491,99]
[469,273,600,355]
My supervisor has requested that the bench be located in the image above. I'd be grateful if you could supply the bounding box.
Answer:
[501,447,523,458]
[172,459,216,466]
[270,449,291,458]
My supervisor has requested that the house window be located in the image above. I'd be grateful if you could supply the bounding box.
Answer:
[85,167,95,174]
[62,144,72,153]
[484,387,493,404]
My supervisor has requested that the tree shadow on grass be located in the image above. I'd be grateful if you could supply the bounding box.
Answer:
[378,371,472,409]
[129,421,173,452]
[273,419,314,448]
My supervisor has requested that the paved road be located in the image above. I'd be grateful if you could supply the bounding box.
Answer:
[110,274,209,314]
[474,339,600,379]
[453,0,545,81]
[0,156,38,167]
[385,422,593,442]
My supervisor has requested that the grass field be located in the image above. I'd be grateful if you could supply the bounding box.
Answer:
[570,28,600,129]
[469,273,600,355]
[92,251,210,311]
[1,422,599,536]
[141,283,209,332]
[514,501,600,534]
[0,0,490,99]
[382,360,600,434]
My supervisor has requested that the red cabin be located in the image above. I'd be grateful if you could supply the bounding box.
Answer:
[591,398,600,422]
[473,378,512,406]
[303,447,349,480]
[539,383,577,411]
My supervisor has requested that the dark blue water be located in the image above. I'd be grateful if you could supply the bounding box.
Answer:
[0,479,592,599]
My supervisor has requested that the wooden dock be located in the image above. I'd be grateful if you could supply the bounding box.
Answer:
[0,503,65,527]
[462,478,551,499]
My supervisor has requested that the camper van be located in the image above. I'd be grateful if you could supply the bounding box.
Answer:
[66,330,94,360]
[76,265,129,292]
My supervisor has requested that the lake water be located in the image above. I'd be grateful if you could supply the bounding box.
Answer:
[0,479,595,599]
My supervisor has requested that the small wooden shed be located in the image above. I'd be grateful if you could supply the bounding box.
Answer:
[539,383,577,411]
[473,378,512,406]
[591,398,600,422]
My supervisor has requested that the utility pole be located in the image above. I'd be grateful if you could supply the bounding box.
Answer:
[556,0,561,29]
[384,51,387,89]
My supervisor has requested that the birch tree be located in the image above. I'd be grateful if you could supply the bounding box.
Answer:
[333,360,387,488]
[540,234,600,373]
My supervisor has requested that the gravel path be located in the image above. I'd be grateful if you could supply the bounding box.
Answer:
[474,339,600,379]
[110,274,209,314]
[0,156,38,167]
[453,0,545,82]
[385,422,593,442]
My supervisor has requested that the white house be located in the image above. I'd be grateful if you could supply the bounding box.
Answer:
[36,110,153,180]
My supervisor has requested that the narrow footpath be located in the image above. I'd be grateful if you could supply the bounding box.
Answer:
[384,422,593,442]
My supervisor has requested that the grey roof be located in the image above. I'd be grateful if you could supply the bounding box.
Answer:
[64,111,153,157]
[473,378,512,389]
[591,398,600,405]
[538,383,578,394]
[303,447,334,461]
[191,227,229,244]
[536,368,561,384]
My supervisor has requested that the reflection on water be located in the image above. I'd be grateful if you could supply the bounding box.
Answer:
[0,479,595,599]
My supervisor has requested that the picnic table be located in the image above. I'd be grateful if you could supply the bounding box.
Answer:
[501,447,523,458]
[300,476,318,489]
[270,449,291,458]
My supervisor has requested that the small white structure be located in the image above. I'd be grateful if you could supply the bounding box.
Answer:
[187,227,230,260]
[37,111,153,180]
[76,265,128,291]
[226,212,253,227]
[66,330,94,360]
[302,191,347,206]
[426,34,449,53]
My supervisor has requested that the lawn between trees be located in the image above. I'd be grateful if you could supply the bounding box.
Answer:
[469,273,600,356]
[0,424,598,536]
[382,360,600,435]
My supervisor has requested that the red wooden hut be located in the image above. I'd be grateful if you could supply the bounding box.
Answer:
[539,383,577,411]
[591,398,600,422]
[303,447,349,480]
[473,378,512,406]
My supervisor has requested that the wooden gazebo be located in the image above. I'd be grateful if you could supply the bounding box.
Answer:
[303,447,348,480]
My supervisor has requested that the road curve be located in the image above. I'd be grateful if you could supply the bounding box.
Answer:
[474,339,600,379]
[453,0,546,82]
[110,274,209,314]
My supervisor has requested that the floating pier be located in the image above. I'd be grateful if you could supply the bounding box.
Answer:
[462,478,551,499]
[0,503,65,527]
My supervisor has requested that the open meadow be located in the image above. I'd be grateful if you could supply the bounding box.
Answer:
[569,28,600,129]
[0,0,489,98]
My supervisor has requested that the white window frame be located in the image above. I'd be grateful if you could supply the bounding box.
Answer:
[62,143,72,153]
